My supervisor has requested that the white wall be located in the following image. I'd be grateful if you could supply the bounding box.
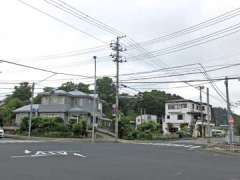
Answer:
[136,114,157,126]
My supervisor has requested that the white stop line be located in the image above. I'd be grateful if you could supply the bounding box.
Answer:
[11,150,87,159]
[136,142,201,150]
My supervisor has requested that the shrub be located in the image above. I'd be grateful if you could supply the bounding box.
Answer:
[72,120,87,137]
[19,116,67,134]
[177,126,192,138]
[138,121,160,132]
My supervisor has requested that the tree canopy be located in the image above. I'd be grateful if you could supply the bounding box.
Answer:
[58,82,90,93]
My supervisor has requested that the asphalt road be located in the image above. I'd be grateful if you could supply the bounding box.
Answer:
[0,139,239,180]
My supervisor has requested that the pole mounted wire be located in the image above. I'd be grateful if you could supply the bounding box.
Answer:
[110,36,127,142]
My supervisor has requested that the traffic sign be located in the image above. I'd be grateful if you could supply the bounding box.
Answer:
[228,115,235,124]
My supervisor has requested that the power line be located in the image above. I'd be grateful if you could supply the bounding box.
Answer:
[127,22,240,61]
[44,0,122,36]
[17,0,107,44]
[0,59,93,78]
[121,63,240,81]
[46,0,164,68]
[198,63,227,102]
[15,45,108,61]
[134,7,240,47]
[120,76,240,84]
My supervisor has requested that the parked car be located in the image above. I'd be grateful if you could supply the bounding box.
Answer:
[212,129,225,137]
[0,127,4,138]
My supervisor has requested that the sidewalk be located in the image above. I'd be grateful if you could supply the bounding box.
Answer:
[4,134,115,143]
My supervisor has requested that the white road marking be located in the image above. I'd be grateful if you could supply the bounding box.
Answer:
[0,140,42,144]
[24,150,31,154]
[73,153,86,157]
[134,142,201,150]
[11,150,87,159]
[35,151,47,156]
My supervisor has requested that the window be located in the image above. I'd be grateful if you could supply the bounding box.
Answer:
[168,104,175,109]
[167,115,170,119]
[192,104,194,109]
[181,104,187,108]
[202,106,205,110]
[177,114,183,120]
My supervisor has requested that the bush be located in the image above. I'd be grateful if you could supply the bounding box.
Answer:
[19,116,69,134]
[138,121,159,132]
[177,126,192,138]
[72,120,87,137]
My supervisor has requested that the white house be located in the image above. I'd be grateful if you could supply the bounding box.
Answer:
[135,114,157,127]
[163,99,214,136]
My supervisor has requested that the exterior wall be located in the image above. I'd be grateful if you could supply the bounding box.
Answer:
[64,96,72,106]
[136,114,157,126]
[41,96,65,105]
[39,112,65,120]
[72,97,102,116]
[15,112,38,126]
[15,113,28,126]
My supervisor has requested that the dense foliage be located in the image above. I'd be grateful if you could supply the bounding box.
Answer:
[19,117,88,138]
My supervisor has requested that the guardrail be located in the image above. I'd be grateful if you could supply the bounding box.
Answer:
[225,135,240,144]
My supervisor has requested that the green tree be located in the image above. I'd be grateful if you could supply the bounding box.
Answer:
[11,82,32,103]
[137,90,181,117]
[33,86,54,104]
[0,98,24,125]
[96,77,116,117]
[58,81,90,93]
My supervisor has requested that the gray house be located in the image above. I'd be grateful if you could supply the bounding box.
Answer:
[13,89,102,126]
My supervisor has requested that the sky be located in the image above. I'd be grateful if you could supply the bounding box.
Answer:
[1,0,240,113]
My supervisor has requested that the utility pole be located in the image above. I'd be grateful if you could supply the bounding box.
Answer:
[206,88,211,143]
[110,36,126,142]
[92,56,97,142]
[225,76,233,144]
[28,82,35,137]
[199,86,204,137]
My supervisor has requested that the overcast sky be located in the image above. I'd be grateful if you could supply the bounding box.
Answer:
[1,0,240,113]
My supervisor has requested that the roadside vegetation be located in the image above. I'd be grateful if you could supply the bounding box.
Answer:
[118,116,190,140]
[18,117,88,138]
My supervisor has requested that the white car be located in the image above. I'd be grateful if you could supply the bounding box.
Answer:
[0,128,4,138]
[212,129,225,137]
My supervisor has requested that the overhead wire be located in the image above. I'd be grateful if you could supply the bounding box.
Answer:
[17,0,107,44]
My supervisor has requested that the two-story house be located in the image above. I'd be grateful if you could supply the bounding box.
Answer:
[13,89,102,126]
[163,99,214,136]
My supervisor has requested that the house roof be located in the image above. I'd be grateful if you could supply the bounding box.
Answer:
[68,107,89,113]
[39,89,95,98]
[68,90,87,96]
[166,99,209,106]
[13,104,39,113]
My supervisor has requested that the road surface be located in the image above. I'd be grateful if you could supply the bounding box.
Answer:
[0,138,239,180]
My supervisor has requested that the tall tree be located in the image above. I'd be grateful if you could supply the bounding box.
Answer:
[96,77,116,117]
[0,98,24,125]
[58,82,90,93]
[11,82,32,103]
